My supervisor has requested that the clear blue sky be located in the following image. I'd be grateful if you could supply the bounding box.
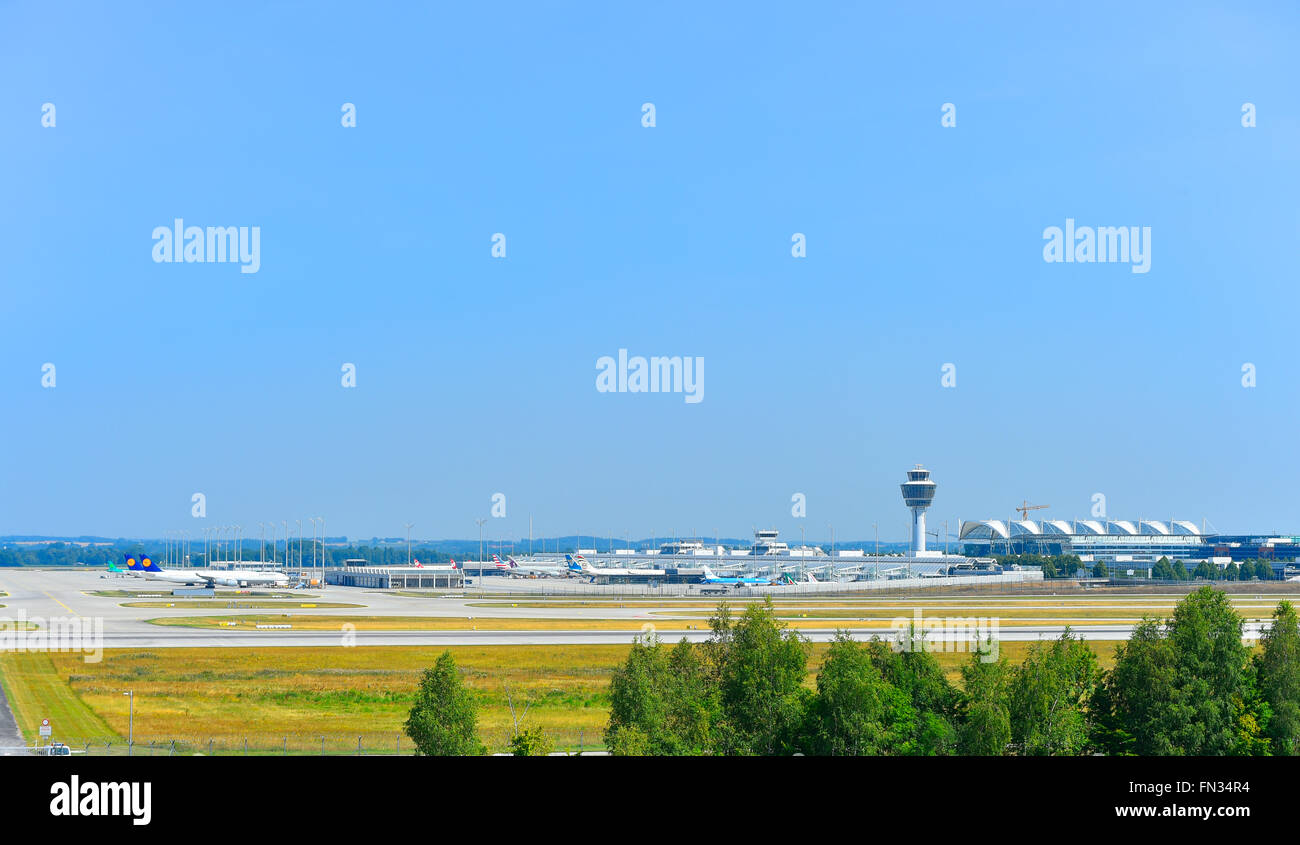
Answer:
[2,2,1298,542]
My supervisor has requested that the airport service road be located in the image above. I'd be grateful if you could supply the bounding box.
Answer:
[0,569,1275,649]
[0,672,25,755]
[39,625,1208,648]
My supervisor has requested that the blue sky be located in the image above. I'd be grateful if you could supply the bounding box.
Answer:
[2,2,1298,542]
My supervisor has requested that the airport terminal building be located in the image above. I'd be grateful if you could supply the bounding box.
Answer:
[958,518,1300,570]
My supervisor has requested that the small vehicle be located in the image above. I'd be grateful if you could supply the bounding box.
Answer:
[45,743,71,756]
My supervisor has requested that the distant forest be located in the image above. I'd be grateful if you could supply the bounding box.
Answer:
[0,536,914,567]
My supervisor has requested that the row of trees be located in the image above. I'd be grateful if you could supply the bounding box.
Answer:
[400,588,1298,755]
[1158,557,1277,582]
[602,589,1299,755]
[996,554,1086,578]
[995,553,1282,581]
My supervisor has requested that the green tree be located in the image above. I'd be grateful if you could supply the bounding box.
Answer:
[958,647,1011,755]
[1097,587,1262,755]
[1193,561,1216,580]
[605,637,716,755]
[1256,600,1300,755]
[1166,586,1254,754]
[708,597,810,755]
[1091,619,1178,755]
[508,727,553,756]
[1008,632,1097,755]
[804,632,914,755]
[404,651,484,756]
[1091,561,1108,578]
[866,636,960,755]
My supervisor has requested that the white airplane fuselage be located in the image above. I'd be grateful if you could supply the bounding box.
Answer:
[203,570,290,587]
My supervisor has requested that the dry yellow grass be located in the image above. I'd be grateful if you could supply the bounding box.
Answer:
[3,645,626,750]
[0,636,1124,751]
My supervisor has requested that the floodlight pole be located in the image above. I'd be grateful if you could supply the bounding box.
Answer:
[123,691,134,756]
[476,519,487,591]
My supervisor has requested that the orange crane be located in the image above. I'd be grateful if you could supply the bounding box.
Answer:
[1016,500,1048,521]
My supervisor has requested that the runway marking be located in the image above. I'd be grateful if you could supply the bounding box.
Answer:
[42,591,79,617]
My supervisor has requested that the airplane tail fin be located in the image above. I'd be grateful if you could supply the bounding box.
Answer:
[124,555,141,572]
[141,556,162,572]
[701,565,716,580]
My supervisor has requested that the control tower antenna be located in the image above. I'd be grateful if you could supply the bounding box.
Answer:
[900,465,938,555]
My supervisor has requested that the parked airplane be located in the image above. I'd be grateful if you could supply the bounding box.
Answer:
[199,567,292,588]
[700,565,778,586]
[410,558,455,571]
[505,556,568,576]
[566,555,666,578]
[138,557,290,588]
[119,555,149,578]
[129,556,207,585]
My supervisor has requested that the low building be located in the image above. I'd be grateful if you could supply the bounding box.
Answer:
[327,565,464,589]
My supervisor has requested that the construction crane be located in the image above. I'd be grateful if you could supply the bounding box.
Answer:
[1016,500,1049,521]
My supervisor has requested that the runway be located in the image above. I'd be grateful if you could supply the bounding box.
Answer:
[13,624,1175,648]
[0,568,1278,650]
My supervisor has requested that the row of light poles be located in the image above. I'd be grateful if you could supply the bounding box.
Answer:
[166,519,329,572]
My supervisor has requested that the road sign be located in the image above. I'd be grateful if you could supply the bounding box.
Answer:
[39,719,51,738]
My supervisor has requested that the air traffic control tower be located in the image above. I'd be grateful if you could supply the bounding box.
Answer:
[900,465,938,555]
